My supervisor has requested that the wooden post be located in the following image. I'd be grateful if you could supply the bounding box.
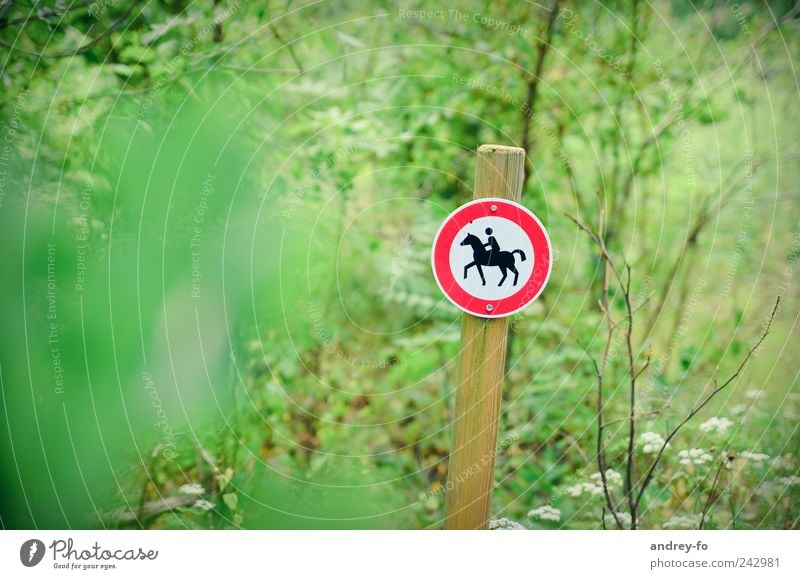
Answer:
[444,144,525,530]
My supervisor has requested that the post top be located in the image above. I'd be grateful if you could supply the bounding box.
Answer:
[478,144,525,155]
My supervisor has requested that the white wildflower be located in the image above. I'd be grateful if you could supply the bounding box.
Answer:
[566,484,584,497]
[699,417,733,435]
[193,499,214,511]
[639,431,667,454]
[581,482,605,497]
[179,483,205,495]
[739,451,770,463]
[722,452,736,469]
[489,517,525,530]
[744,389,765,400]
[730,404,748,415]
[756,481,780,502]
[589,484,605,496]
[590,469,623,487]
[604,511,632,528]
[528,505,561,522]
[778,476,800,486]
[566,470,622,497]
[771,454,796,471]
[678,448,713,466]
[663,514,702,529]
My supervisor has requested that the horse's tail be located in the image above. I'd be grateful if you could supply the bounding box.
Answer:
[512,249,527,262]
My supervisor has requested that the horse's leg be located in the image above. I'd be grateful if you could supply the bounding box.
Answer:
[498,265,507,287]
[510,264,519,285]
[464,262,475,279]
[476,264,486,285]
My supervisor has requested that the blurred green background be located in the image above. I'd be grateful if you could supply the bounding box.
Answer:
[0,0,797,530]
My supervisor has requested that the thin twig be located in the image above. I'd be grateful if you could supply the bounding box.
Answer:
[105,495,196,528]
[622,260,639,527]
[589,211,625,529]
[0,2,139,57]
[1,1,95,29]
[569,210,780,529]
[699,458,727,529]
[645,156,768,335]
[520,0,561,192]
[603,405,667,427]
[633,297,781,511]
[269,22,304,74]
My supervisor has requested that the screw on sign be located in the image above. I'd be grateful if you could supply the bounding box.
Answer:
[432,144,552,530]
[431,198,552,317]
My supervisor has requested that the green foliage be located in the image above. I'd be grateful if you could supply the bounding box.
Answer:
[0,0,797,529]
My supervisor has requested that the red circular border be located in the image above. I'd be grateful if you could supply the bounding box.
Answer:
[431,198,552,318]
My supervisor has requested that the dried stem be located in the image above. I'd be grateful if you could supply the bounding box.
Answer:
[586,211,625,529]
[699,459,727,529]
[520,0,561,192]
[270,22,305,74]
[568,209,779,530]
[0,2,139,58]
[633,297,780,511]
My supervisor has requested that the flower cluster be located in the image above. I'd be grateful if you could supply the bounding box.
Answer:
[528,505,561,522]
[756,476,800,502]
[594,469,623,486]
[730,403,748,415]
[489,517,525,530]
[744,389,765,400]
[678,448,713,466]
[179,483,205,495]
[193,499,214,511]
[739,451,770,463]
[604,511,632,528]
[638,431,667,454]
[566,469,622,497]
[699,417,733,435]
[771,454,796,471]
[663,514,701,529]
[778,475,800,486]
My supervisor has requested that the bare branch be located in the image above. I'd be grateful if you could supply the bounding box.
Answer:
[0,2,139,58]
[575,209,627,529]
[603,405,670,427]
[270,22,304,74]
[520,0,561,191]
[633,297,781,510]
[105,495,196,528]
[644,156,768,335]
[699,458,728,529]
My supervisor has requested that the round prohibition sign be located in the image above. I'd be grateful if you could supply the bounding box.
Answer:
[431,198,552,318]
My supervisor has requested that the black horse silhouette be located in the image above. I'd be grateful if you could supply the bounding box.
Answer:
[460,232,527,287]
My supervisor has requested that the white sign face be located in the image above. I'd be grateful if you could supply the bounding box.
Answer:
[431,198,553,318]
[448,216,535,301]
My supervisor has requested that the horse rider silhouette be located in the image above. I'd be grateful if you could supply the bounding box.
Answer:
[459,229,527,287]
[483,227,500,255]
